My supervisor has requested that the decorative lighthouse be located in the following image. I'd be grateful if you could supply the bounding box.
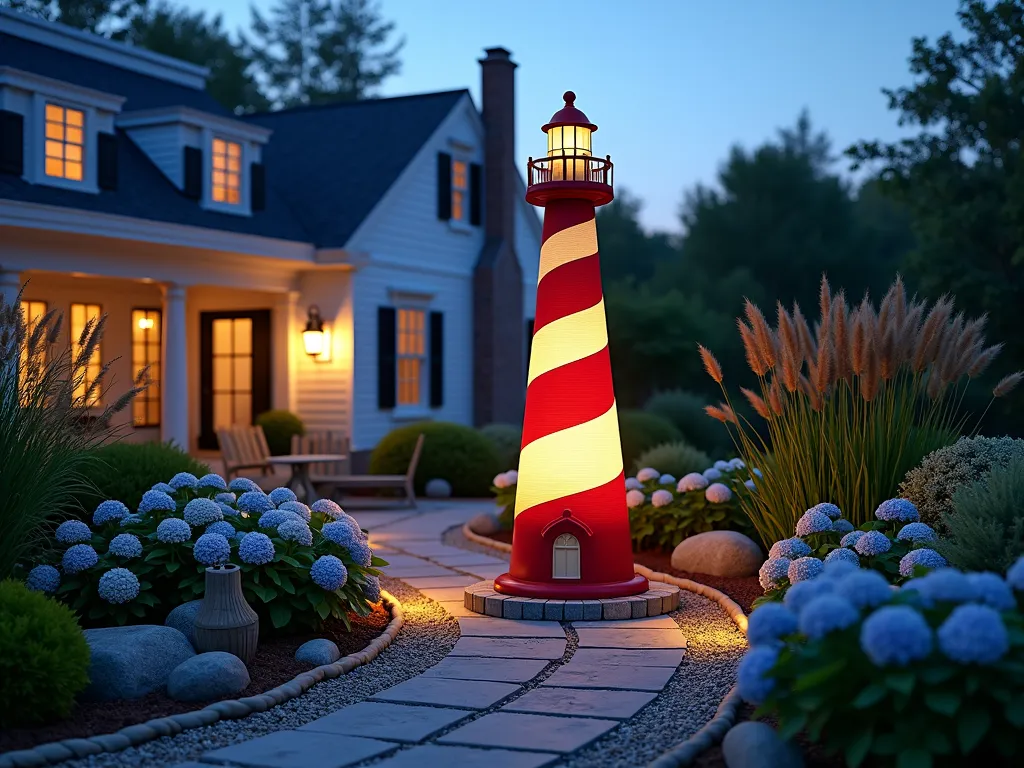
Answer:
[494,92,649,600]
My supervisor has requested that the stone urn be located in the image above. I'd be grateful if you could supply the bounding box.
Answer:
[193,565,259,665]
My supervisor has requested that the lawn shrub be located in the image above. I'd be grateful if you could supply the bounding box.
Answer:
[700,275,1023,548]
[479,423,522,469]
[255,409,306,456]
[74,441,210,514]
[633,440,710,479]
[739,557,1024,766]
[370,422,500,497]
[0,579,90,727]
[491,470,517,530]
[27,474,385,632]
[618,409,681,472]
[643,388,729,454]
[938,458,1024,573]
[899,435,1024,527]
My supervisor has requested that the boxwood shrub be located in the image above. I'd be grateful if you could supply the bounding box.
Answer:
[618,409,681,471]
[255,409,306,456]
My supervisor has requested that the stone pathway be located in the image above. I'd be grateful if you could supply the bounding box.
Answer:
[173,502,691,768]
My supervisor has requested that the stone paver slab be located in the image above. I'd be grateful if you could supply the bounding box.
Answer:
[396,543,474,557]
[572,615,679,629]
[541,663,676,692]
[437,712,618,754]
[371,744,559,768]
[298,702,470,742]
[431,553,509,567]
[574,627,687,649]
[402,575,480,589]
[382,565,456,578]
[376,554,434,567]
[570,647,685,667]
[502,686,657,720]
[462,565,509,580]
[457,617,566,638]
[421,656,549,683]
[450,637,567,660]
[420,586,477,603]
[370,676,520,709]
[202,730,395,768]
[437,600,477,617]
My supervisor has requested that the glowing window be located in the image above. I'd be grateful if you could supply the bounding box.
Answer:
[19,300,48,395]
[553,533,581,579]
[70,303,102,406]
[212,138,242,204]
[396,308,425,406]
[212,317,253,429]
[451,159,467,221]
[44,103,85,181]
[132,309,161,427]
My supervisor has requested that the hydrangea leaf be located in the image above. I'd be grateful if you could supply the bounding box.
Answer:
[1006,696,1024,727]
[277,573,296,595]
[793,659,847,692]
[924,691,960,717]
[956,707,991,754]
[884,672,915,695]
[895,748,932,768]
[268,602,292,628]
[315,601,331,620]
[852,682,887,709]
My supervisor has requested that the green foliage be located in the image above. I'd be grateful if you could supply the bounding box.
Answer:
[643,389,729,454]
[479,423,522,470]
[370,421,500,497]
[633,441,710,479]
[40,478,384,632]
[596,188,677,285]
[617,410,681,473]
[491,472,516,531]
[75,441,210,515]
[900,436,1024,528]
[0,579,90,728]
[0,289,144,580]
[938,458,1024,573]
[751,572,1024,766]
[255,409,306,456]
[627,466,754,551]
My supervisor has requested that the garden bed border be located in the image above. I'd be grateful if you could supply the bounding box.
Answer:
[460,520,748,768]
[0,591,405,768]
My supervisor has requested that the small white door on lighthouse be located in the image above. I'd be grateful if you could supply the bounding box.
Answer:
[552,534,581,579]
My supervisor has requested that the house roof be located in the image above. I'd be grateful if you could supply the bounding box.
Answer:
[0,32,227,114]
[243,89,470,248]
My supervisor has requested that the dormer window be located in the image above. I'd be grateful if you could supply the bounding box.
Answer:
[212,138,241,205]
[44,103,84,181]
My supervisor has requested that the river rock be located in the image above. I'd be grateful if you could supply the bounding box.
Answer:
[167,652,250,702]
[164,600,203,648]
[468,512,501,536]
[295,638,342,666]
[83,625,195,701]
[425,478,452,498]
[722,721,804,768]
[670,530,764,577]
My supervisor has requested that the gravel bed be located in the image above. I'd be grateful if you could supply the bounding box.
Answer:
[49,577,458,768]
[558,590,746,768]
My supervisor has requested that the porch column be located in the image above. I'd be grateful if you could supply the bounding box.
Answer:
[0,268,20,309]
[273,290,299,413]
[161,283,189,450]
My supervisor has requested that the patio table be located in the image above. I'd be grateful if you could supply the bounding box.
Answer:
[267,454,348,502]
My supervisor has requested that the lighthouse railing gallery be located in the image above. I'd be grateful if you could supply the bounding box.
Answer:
[527,154,614,186]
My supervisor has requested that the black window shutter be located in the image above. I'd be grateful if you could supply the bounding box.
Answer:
[469,162,482,226]
[429,311,444,408]
[183,146,202,199]
[97,133,118,190]
[377,307,397,409]
[0,110,24,176]
[526,318,535,367]
[436,151,452,220]
[251,162,266,211]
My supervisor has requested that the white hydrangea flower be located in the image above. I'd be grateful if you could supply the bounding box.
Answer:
[626,489,646,509]
[651,490,674,508]
[658,474,676,485]
[493,472,512,489]
[744,479,756,491]
[625,477,642,491]
[505,470,518,484]
[702,467,723,481]
[677,473,708,493]
[636,467,660,483]
[713,460,730,471]
[728,458,746,469]
[197,474,228,491]
[169,472,199,490]
[705,483,733,504]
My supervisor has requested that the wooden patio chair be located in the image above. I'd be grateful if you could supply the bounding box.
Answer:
[327,433,425,509]
[291,431,350,495]
[217,425,274,483]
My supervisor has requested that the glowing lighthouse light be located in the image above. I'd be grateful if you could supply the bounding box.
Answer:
[494,92,649,599]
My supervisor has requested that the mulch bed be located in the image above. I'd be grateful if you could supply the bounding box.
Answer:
[0,604,390,753]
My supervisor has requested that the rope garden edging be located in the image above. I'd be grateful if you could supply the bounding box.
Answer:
[460,520,750,768]
[0,591,405,768]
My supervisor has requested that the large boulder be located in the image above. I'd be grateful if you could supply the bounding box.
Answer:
[295,638,341,666]
[670,530,764,578]
[425,478,452,498]
[83,625,195,701]
[167,652,250,702]
[467,512,501,536]
[164,600,203,648]
[722,721,804,768]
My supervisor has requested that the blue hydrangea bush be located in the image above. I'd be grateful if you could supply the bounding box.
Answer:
[25,473,387,631]
[738,558,1024,766]
[756,498,946,607]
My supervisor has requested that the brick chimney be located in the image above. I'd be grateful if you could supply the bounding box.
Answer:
[473,47,525,427]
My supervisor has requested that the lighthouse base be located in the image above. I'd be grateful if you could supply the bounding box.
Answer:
[466,580,680,620]
[493,571,649,600]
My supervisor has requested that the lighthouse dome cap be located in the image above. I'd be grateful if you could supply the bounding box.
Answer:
[542,91,598,133]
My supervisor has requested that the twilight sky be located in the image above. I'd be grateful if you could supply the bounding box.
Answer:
[181,0,963,233]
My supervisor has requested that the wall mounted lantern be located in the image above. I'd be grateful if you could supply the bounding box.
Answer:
[302,305,326,359]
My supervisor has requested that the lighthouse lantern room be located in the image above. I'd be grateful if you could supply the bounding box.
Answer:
[493,92,648,600]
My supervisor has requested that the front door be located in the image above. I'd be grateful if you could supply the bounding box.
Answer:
[198,310,271,450]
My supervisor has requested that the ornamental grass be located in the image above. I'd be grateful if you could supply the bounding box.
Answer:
[0,285,147,579]
[700,275,1022,548]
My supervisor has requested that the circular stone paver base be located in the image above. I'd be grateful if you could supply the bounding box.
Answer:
[464,580,681,621]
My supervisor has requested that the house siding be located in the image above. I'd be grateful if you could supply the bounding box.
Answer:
[123,123,198,189]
